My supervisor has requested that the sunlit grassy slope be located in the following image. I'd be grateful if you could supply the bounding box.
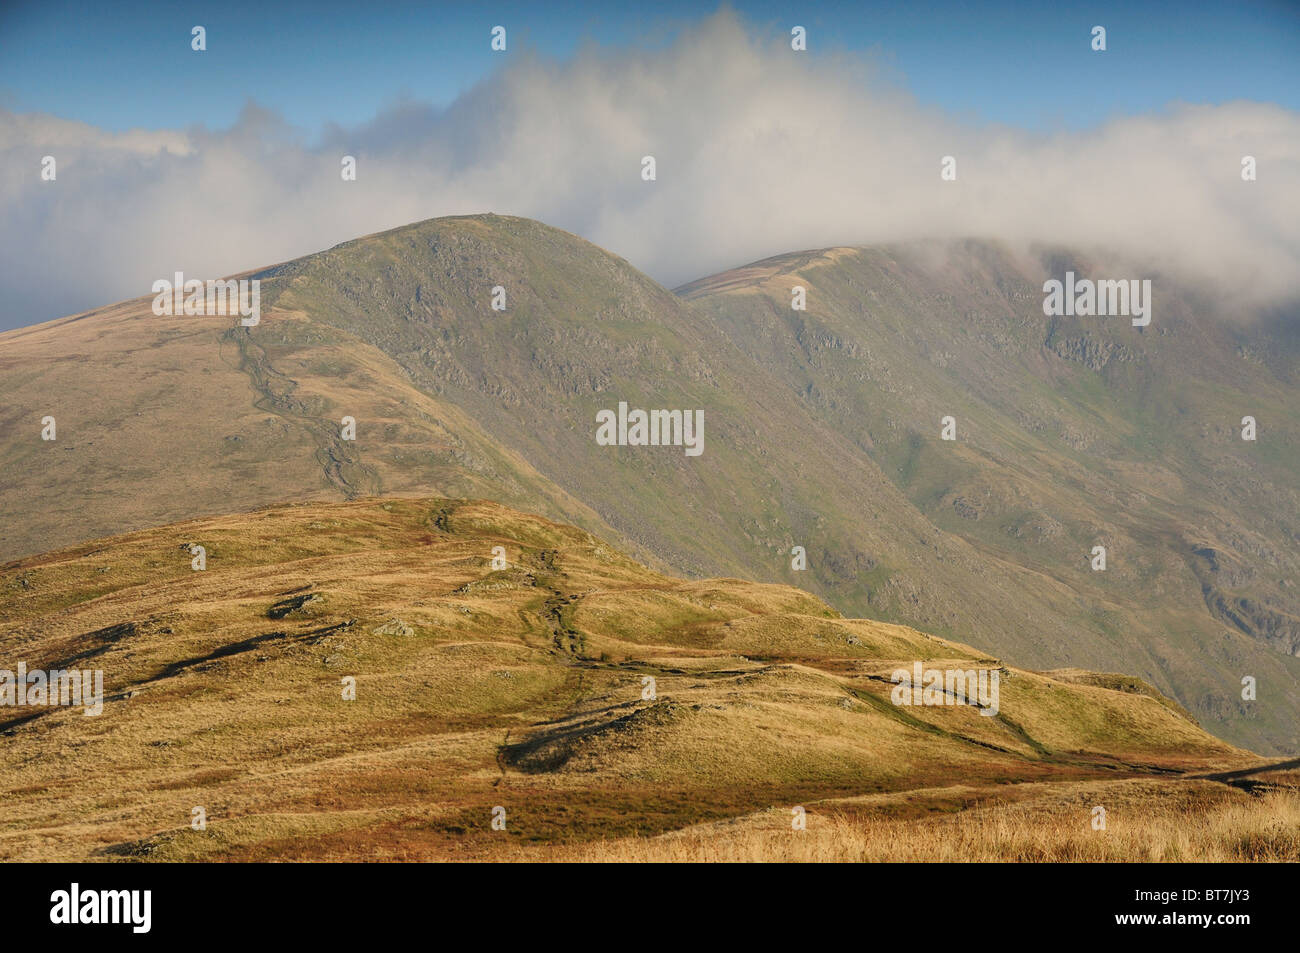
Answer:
[0,497,1274,862]
[3,214,1297,754]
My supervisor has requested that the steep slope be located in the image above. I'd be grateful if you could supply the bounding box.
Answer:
[262,216,1300,753]
[0,270,616,559]
[0,497,1254,861]
[1,214,1296,753]
[681,240,1300,754]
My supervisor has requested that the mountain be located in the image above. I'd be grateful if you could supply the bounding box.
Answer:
[1,214,1297,753]
[0,497,1269,861]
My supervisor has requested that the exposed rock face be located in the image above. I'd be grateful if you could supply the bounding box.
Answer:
[268,592,325,619]
[372,618,415,637]
[1048,333,1135,370]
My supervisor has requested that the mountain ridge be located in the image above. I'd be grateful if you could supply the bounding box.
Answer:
[2,213,1297,753]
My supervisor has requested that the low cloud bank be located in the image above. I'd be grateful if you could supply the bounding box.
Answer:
[2,10,1297,330]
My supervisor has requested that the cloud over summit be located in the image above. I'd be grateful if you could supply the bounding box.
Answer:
[2,10,1297,329]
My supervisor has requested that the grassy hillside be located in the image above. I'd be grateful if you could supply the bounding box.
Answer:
[682,239,1300,754]
[0,497,1272,862]
[1,214,1296,754]
[0,272,618,561]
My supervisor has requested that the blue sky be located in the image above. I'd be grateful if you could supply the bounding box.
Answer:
[2,0,1297,135]
[1,0,1297,330]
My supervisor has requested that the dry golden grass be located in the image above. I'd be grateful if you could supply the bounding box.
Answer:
[0,497,1276,862]
[549,781,1300,863]
[5,213,1299,762]
[0,298,615,564]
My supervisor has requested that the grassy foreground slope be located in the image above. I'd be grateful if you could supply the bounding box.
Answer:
[0,497,1276,862]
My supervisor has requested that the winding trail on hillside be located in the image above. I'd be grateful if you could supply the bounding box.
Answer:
[220,324,382,499]
[498,562,1204,784]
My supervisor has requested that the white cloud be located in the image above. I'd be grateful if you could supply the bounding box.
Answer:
[1,10,1297,330]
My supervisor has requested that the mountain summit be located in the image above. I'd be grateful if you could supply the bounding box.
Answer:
[3,214,1297,753]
